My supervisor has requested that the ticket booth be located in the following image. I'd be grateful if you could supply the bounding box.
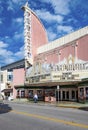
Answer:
[45,89,56,102]
[78,86,88,103]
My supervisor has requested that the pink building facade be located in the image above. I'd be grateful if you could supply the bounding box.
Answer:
[12,3,88,103]
[13,68,25,99]
[31,12,48,58]
[22,3,48,68]
[37,35,88,64]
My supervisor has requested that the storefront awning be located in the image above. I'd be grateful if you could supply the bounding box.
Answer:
[1,88,13,93]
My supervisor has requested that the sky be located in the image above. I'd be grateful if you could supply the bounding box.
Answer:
[0,0,88,66]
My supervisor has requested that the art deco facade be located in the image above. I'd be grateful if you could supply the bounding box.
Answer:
[1,2,88,103]
[21,2,48,68]
[21,3,88,103]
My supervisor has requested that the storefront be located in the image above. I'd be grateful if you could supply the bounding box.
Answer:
[15,80,88,103]
[1,88,13,100]
[58,87,78,101]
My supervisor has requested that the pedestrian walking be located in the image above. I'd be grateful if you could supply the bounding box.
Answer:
[33,93,38,103]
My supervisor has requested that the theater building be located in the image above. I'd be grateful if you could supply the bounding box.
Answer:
[3,2,88,103]
[14,2,88,103]
[24,25,88,103]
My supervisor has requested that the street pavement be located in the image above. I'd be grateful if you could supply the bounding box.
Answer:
[0,101,88,130]
[4,99,88,110]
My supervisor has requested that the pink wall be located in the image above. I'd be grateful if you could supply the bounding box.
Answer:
[13,68,25,85]
[46,52,58,64]
[13,68,25,98]
[36,34,88,64]
[31,13,48,61]
[59,35,88,62]
[77,35,88,61]
[60,45,74,61]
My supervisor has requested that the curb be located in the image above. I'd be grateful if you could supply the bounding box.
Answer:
[4,100,86,109]
[58,105,80,109]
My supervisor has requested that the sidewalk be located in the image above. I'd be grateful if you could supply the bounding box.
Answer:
[56,101,88,109]
[38,101,88,110]
[7,99,88,110]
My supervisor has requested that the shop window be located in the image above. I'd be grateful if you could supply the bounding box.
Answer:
[45,89,55,97]
[62,91,65,100]
[37,90,43,100]
[21,90,25,98]
[28,90,33,98]
[79,88,84,97]
[72,90,75,99]
[76,91,78,100]
[86,87,88,100]
[66,91,69,99]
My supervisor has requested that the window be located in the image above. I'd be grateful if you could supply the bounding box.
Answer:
[29,90,33,98]
[7,75,13,81]
[86,87,88,100]
[72,90,75,99]
[21,90,25,98]
[62,91,65,100]
[66,91,69,99]
[0,74,3,82]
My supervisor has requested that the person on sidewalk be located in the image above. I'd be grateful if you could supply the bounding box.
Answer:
[33,93,38,103]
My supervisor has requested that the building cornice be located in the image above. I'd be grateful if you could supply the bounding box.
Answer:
[37,26,88,54]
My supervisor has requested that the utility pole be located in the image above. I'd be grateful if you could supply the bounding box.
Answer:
[57,85,60,103]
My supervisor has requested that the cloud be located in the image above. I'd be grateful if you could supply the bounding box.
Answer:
[13,31,24,41]
[12,0,26,4]
[11,17,24,43]
[0,41,8,48]
[0,41,12,57]
[51,0,70,15]
[36,9,63,23]
[0,6,3,14]
[4,58,16,65]
[7,0,27,12]
[7,0,14,12]
[12,17,24,31]
[0,20,2,24]
[34,0,73,41]
[47,28,57,41]
[13,17,23,23]
[40,0,70,15]
[15,45,24,58]
[5,36,9,39]
[12,0,22,4]
[46,25,74,41]
[0,40,24,65]
[12,17,24,41]
[12,17,23,30]
[57,25,73,33]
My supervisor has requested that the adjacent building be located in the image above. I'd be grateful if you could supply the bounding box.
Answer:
[1,59,25,100]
